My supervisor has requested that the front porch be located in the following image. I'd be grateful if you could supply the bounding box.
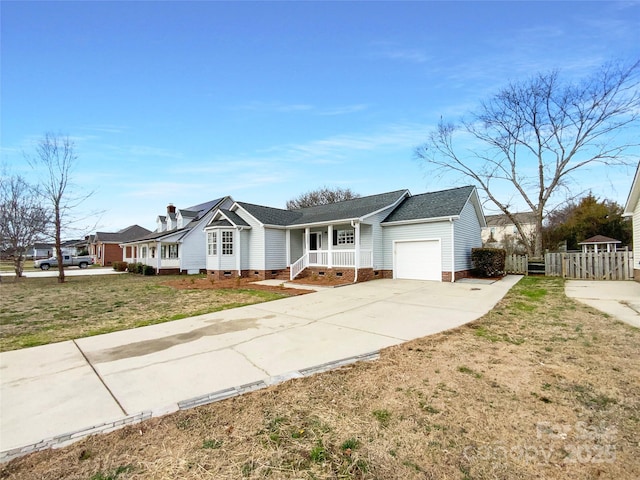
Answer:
[288,223,374,280]
[290,249,373,280]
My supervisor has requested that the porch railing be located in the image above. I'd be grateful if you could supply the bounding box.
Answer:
[290,249,374,281]
[290,253,308,281]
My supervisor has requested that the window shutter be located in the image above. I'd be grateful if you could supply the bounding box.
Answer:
[333,229,338,246]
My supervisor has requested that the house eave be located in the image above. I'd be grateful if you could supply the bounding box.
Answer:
[287,218,361,229]
[623,163,640,216]
[381,215,460,227]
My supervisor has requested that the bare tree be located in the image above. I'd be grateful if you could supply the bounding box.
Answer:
[26,133,92,283]
[286,186,360,210]
[0,173,49,278]
[416,60,640,258]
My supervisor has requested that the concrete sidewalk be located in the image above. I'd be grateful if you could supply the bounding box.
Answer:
[565,280,640,328]
[0,267,123,279]
[0,276,521,459]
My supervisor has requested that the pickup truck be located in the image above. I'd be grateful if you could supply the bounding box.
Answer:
[34,255,94,270]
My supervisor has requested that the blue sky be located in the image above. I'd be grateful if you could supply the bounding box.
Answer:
[1,1,639,233]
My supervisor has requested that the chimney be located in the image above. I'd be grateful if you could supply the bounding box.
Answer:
[167,203,176,214]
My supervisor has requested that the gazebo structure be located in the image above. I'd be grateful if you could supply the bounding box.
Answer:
[578,235,621,253]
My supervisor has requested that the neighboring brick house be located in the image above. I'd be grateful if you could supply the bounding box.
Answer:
[90,225,151,267]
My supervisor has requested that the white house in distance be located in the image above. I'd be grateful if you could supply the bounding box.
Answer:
[121,197,233,274]
[481,212,536,252]
[623,162,640,282]
[203,185,486,283]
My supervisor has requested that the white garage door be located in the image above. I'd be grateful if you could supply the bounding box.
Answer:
[394,240,442,281]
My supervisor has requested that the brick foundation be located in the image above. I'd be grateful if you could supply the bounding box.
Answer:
[157,268,180,275]
[206,269,290,281]
[441,269,474,282]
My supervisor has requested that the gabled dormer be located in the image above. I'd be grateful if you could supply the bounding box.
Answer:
[156,215,167,232]
[177,209,198,229]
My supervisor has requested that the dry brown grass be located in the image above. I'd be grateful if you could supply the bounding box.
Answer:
[0,275,304,352]
[1,276,638,479]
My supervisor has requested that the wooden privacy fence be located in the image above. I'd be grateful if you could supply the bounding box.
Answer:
[505,254,528,274]
[545,252,634,280]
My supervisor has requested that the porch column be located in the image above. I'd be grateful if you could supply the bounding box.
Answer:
[354,222,360,269]
[327,225,333,268]
[305,227,310,255]
[157,241,162,272]
[236,228,242,276]
[285,229,291,265]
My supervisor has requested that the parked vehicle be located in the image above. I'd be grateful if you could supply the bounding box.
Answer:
[33,255,94,270]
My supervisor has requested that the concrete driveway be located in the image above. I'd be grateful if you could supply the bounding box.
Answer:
[0,276,521,459]
[565,280,640,328]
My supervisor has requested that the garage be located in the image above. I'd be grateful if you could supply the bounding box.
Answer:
[394,239,442,281]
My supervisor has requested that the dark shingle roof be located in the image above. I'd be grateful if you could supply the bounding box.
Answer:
[382,186,475,223]
[220,209,250,227]
[179,209,198,217]
[208,220,232,227]
[291,190,408,225]
[578,235,621,244]
[237,202,303,226]
[238,190,408,226]
[95,225,152,243]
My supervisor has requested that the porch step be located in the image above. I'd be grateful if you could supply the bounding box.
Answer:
[272,267,291,281]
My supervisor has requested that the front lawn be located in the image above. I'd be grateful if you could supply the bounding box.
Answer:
[1,276,638,479]
[0,274,296,352]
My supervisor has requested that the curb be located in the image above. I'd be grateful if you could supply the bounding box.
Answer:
[0,350,380,463]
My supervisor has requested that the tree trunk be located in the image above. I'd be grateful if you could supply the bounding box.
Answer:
[55,206,65,283]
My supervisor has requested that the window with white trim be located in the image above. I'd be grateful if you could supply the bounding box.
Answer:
[222,231,233,255]
[141,246,147,258]
[337,229,355,245]
[207,231,217,256]
[168,244,178,258]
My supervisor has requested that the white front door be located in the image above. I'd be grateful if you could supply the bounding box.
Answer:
[394,239,442,281]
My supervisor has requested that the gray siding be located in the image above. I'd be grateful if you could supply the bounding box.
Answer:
[633,201,640,271]
[365,206,399,269]
[453,201,483,270]
[240,229,251,270]
[382,221,452,271]
[265,228,287,269]
[236,207,266,270]
[289,230,304,263]
[180,198,234,272]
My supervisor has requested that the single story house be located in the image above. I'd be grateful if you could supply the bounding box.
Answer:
[120,197,233,274]
[623,162,640,281]
[26,243,54,259]
[204,185,485,282]
[89,225,151,266]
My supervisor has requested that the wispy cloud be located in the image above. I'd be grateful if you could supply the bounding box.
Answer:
[319,104,368,116]
[232,101,368,116]
[234,101,314,113]
[76,125,128,134]
[370,41,430,64]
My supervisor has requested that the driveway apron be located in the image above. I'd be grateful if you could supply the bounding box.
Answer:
[565,280,640,328]
[1,276,521,456]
